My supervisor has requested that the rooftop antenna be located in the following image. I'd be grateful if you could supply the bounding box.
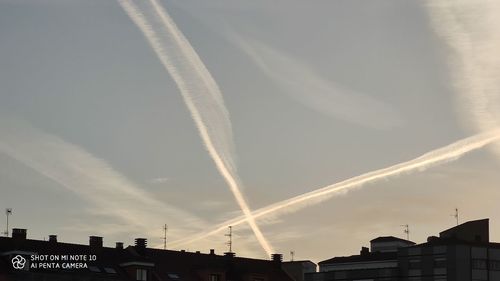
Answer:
[290,250,295,262]
[401,224,410,241]
[4,208,12,237]
[163,224,168,250]
[451,208,459,226]
[225,226,233,253]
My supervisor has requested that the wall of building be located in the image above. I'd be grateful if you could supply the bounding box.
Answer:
[320,260,398,272]
[282,261,316,281]
[371,241,413,253]
[440,219,489,243]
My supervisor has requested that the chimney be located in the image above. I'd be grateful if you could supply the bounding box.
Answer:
[271,254,283,264]
[89,236,103,249]
[360,247,369,255]
[48,235,57,243]
[427,236,439,242]
[12,228,27,240]
[224,252,235,258]
[135,238,147,255]
[116,242,124,249]
[210,249,215,255]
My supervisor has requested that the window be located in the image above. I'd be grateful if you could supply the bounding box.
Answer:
[136,269,148,281]
[408,248,421,256]
[378,268,396,277]
[490,260,500,271]
[472,259,487,269]
[433,246,446,254]
[433,257,447,268]
[209,274,221,281]
[409,259,422,269]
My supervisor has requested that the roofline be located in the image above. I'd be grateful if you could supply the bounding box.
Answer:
[439,218,489,236]
[282,260,316,264]
[370,236,415,244]
[408,239,500,249]
[319,259,398,265]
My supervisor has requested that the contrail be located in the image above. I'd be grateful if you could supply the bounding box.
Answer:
[170,129,500,248]
[425,0,500,156]
[235,36,403,130]
[117,0,274,255]
[0,119,206,241]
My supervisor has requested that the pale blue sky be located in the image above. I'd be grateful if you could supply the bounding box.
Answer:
[1,0,499,262]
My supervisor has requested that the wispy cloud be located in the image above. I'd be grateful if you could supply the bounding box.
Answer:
[425,0,500,156]
[117,0,274,255]
[0,118,205,242]
[149,177,170,184]
[234,36,404,130]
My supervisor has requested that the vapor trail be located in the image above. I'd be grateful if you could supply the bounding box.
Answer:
[235,36,403,129]
[170,129,500,247]
[117,0,274,255]
[426,0,500,156]
[0,119,205,241]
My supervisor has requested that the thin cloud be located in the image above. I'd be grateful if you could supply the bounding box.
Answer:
[0,118,206,242]
[234,35,404,130]
[149,177,170,184]
[425,0,500,156]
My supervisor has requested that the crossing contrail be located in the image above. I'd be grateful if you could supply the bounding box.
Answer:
[117,0,274,255]
[426,0,500,157]
[169,129,500,248]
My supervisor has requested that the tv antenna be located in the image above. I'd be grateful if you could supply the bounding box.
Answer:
[162,224,168,250]
[401,224,410,241]
[290,250,295,261]
[451,208,459,225]
[4,208,12,237]
[225,226,233,253]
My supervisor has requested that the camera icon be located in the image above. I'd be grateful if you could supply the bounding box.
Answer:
[12,255,27,270]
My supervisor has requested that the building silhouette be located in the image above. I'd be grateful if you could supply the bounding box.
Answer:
[306,218,500,281]
[0,229,295,281]
[281,260,317,281]
[2,219,499,281]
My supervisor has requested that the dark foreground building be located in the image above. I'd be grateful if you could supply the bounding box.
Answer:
[0,229,294,281]
[306,219,500,281]
[281,261,317,281]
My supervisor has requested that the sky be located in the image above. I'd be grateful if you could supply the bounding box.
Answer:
[0,0,499,263]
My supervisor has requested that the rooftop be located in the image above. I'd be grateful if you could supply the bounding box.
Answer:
[318,251,397,265]
[0,231,293,281]
[370,236,415,244]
